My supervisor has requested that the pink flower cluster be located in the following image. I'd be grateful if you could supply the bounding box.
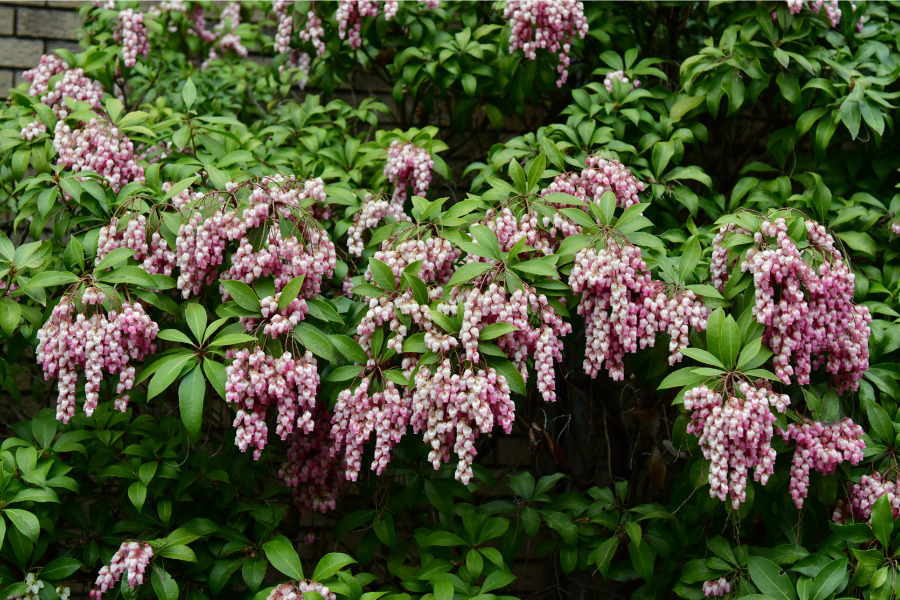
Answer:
[330,377,408,479]
[410,360,515,484]
[225,346,319,459]
[702,578,731,597]
[53,119,145,193]
[273,0,294,54]
[336,0,380,49]
[779,418,865,508]
[278,404,345,513]
[542,155,646,222]
[21,55,104,139]
[96,215,175,276]
[90,541,153,600]
[384,141,434,203]
[833,471,900,523]
[807,0,842,27]
[347,193,410,256]
[569,239,708,380]
[299,10,326,57]
[240,292,309,337]
[892,221,900,235]
[114,9,149,67]
[480,207,556,256]
[267,581,335,600]
[455,281,571,403]
[202,2,249,65]
[370,235,460,287]
[603,70,641,94]
[735,217,871,393]
[684,382,789,509]
[37,297,158,423]
[176,179,335,299]
[503,0,588,86]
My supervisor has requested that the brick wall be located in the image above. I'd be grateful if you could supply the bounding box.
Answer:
[0,1,84,99]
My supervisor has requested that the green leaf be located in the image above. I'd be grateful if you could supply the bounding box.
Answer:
[151,565,179,600]
[509,159,527,192]
[809,557,848,600]
[184,303,207,343]
[446,262,493,288]
[593,537,619,578]
[294,323,334,361]
[40,558,82,581]
[0,298,21,336]
[207,333,257,348]
[840,99,861,139]
[221,280,261,312]
[836,231,877,257]
[470,224,501,260]
[128,481,147,512]
[24,270,80,289]
[277,275,306,312]
[512,259,558,278]
[719,315,741,368]
[480,570,516,594]
[681,347,726,370]
[242,557,267,591]
[95,247,136,271]
[182,78,197,111]
[312,553,357,581]
[263,535,304,580]
[871,495,894,548]
[865,401,893,444]
[157,329,194,345]
[658,368,711,390]
[478,322,519,340]
[98,266,158,288]
[651,141,674,178]
[434,580,453,600]
[670,94,705,120]
[330,335,369,364]
[147,354,194,400]
[369,257,396,291]
[178,365,205,443]
[157,545,198,562]
[747,556,798,600]
[4,508,39,542]
[678,237,701,284]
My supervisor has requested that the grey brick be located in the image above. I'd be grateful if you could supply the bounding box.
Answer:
[16,7,80,40]
[0,68,14,99]
[0,37,43,68]
[45,39,81,55]
[45,1,84,8]
[0,1,47,6]
[0,7,14,35]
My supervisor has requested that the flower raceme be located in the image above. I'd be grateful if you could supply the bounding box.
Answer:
[90,541,153,599]
[503,0,589,86]
[37,294,159,423]
[715,216,871,393]
[384,140,434,203]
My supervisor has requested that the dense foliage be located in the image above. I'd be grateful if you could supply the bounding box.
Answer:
[2,1,900,599]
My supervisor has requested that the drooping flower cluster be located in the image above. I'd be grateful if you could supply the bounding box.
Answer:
[479,207,557,256]
[267,581,335,600]
[21,55,104,139]
[603,70,641,94]
[832,471,900,523]
[892,221,900,235]
[90,541,154,600]
[569,239,708,380]
[240,292,309,337]
[384,141,434,202]
[454,281,572,403]
[734,217,871,392]
[779,418,865,508]
[225,347,319,459]
[684,382,790,509]
[409,360,515,483]
[202,2,249,65]
[542,155,646,224]
[503,0,589,86]
[278,404,345,513]
[807,0,842,27]
[336,0,380,49]
[702,578,731,598]
[347,193,411,256]
[114,9,150,67]
[53,119,145,193]
[299,9,326,57]
[370,235,460,287]
[36,297,159,422]
[96,215,175,276]
[273,0,294,54]
[176,179,335,299]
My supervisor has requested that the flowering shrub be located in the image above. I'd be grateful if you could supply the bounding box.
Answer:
[2,1,900,600]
